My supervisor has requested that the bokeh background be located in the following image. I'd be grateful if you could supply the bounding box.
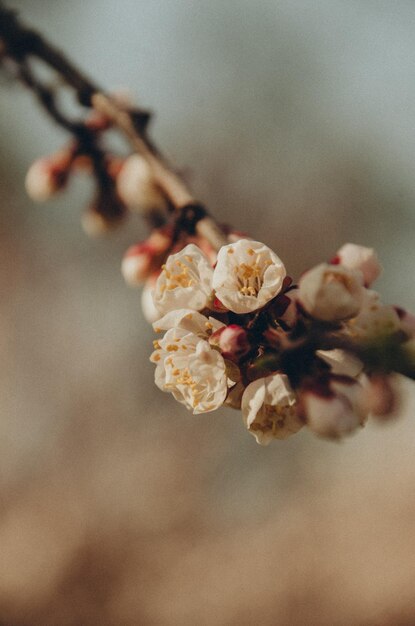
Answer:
[1,1,415,624]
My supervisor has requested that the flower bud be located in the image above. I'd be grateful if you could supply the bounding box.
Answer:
[122,244,153,286]
[81,209,112,237]
[116,154,167,215]
[218,325,250,360]
[25,156,68,202]
[298,263,364,322]
[334,243,382,287]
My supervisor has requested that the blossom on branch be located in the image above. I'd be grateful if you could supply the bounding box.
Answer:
[150,324,229,414]
[241,374,302,445]
[153,244,214,314]
[333,243,382,287]
[212,239,286,314]
[298,263,364,322]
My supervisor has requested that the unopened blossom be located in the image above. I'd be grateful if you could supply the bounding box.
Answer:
[116,154,166,215]
[241,374,302,445]
[212,239,286,314]
[122,229,171,286]
[298,263,364,322]
[334,243,382,286]
[25,156,68,202]
[122,244,153,285]
[302,376,368,439]
[217,325,250,360]
[81,208,112,237]
[346,289,400,339]
[153,244,214,315]
[150,326,228,414]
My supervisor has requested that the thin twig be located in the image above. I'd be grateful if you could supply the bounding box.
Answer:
[0,2,228,248]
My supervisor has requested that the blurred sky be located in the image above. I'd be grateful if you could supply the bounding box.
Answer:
[1,2,415,624]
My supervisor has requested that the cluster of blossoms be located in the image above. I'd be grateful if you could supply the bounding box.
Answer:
[8,6,415,448]
[142,238,415,444]
[24,126,415,445]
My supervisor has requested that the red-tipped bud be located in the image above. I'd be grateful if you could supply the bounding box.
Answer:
[122,243,154,286]
[25,153,71,202]
[218,325,250,360]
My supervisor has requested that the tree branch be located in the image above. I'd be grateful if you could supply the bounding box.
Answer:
[0,2,228,248]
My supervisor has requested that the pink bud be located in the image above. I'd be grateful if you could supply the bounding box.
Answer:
[25,156,68,202]
[218,325,250,360]
[334,243,382,287]
[122,243,153,285]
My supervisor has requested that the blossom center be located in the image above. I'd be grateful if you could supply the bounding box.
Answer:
[234,252,271,297]
[251,403,296,434]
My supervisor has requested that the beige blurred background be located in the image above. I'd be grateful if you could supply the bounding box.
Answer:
[1,1,415,624]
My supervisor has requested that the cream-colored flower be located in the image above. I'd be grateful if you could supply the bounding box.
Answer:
[241,374,301,445]
[346,289,400,339]
[150,327,228,414]
[212,239,286,314]
[153,244,214,315]
[298,263,364,322]
[335,243,381,286]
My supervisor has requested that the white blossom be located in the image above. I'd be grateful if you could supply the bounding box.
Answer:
[116,154,166,214]
[346,290,400,339]
[303,377,368,439]
[212,239,286,314]
[241,374,302,445]
[298,263,364,322]
[153,244,214,315]
[150,327,228,414]
[335,243,381,286]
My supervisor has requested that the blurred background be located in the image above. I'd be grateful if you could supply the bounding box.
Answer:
[1,1,415,624]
